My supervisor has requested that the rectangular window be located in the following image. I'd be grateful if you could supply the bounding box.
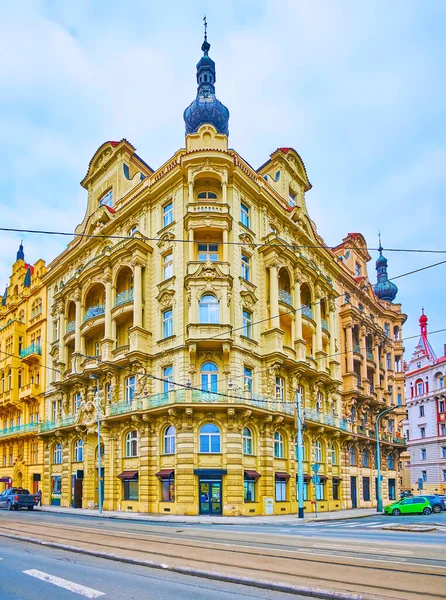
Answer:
[95,341,100,356]
[419,405,425,417]
[161,478,175,502]
[315,483,325,501]
[442,447,446,459]
[244,478,256,503]
[275,479,287,502]
[363,477,371,502]
[162,309,173,338]
[397,393,402,406]
[332,480,340,501]
[163,201,173,227]
[163,253,173,280]
[386,353,391,370]
[421,470,427,483]
[241,254,251,281]
[244,366,253,393]
[99,190,113,207]
[355,263,361,277]
[384,323,390,337]
[288,191,296,207]
[125,376,136,404]
[54,320,59,342]
[421,448,427,460]
[420,426,426,438]
[242,309,253,339]
[275,377,284,401]
[240,202,250,228]
[123,479,139,501]
[443,470,446,482]
[163,365,174,393]
[388,419,395,434]
[439,400,445,413]
[197,243,219,262]
[417,382,423,396]
[441,424,446,435]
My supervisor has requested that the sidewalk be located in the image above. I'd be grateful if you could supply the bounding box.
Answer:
[36,505,379,524]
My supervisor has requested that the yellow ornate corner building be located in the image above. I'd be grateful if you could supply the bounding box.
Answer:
[26,32,407,515]
[0,244,47,494]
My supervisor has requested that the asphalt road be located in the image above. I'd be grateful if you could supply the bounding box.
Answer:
[0,536,306,600]
[0,511,444,599]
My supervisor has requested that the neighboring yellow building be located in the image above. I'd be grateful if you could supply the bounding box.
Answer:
[35,33,407,515]
[0,243,47,495]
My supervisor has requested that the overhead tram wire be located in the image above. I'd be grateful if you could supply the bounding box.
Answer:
[1,225,446,254]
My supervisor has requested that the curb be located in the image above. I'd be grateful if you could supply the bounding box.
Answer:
[381,526,437,533]
[305,513,381,523]
[0,531,384,600]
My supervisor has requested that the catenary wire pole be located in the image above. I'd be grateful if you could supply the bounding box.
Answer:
[296,388,305,519]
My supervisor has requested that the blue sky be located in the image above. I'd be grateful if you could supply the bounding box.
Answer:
[1,0,445,356]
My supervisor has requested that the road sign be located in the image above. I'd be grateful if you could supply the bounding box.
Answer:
[312,475,320,485]
[311,463,321,474]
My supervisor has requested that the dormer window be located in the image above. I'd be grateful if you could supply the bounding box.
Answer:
[99,190,113,208]
[197,191,218,200]
[355,263,361,277]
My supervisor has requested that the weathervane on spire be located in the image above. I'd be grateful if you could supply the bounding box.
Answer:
[378,231,382,253]
[203,15,208,41]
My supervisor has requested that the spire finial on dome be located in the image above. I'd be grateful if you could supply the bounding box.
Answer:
[373,233,398,302]
[16,240,24,262]
[202,15,210,55]
[378,231,383,254]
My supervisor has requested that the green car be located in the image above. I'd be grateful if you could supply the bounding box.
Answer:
[384,497,432,516]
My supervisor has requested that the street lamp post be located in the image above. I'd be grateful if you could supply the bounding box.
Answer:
[296,389,305,519]
[90,374,102,514]
[376,404,400,513]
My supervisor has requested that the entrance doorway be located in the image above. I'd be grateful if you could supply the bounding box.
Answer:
[72,474,83,508]
[199,479,222,515]
[350,476,357,508]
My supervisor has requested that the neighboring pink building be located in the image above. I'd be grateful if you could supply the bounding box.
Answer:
[403,310,446,494]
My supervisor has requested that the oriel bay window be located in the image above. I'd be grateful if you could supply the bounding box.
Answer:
[275,472,289,501]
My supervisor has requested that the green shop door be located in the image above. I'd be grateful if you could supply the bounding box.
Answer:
[199,479,222,515]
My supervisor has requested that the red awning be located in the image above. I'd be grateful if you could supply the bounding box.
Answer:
[244,470,261,481]
[155,469,175,479]
[117,470,138,480]
[275,472,290,481]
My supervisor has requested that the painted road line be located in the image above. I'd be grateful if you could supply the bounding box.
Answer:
[368,522,391,528]
[23,570,105,598]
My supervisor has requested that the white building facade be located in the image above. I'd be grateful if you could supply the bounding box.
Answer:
[404,310,446,495]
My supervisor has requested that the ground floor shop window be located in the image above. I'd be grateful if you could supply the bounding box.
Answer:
[275,480,286,501]
[123,479,139,501]
[333,479,341,500]
[161,477,175,502]
[51,475,62,506]
[388,478,396,500]
[315,483,325,500]
[244,478,256,502]
[363,477,370,501]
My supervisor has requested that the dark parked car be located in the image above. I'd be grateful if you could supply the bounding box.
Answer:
[0,488,37,510]
[419,495,445,514]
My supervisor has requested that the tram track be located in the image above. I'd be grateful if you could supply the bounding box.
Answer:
[0,518,444,599]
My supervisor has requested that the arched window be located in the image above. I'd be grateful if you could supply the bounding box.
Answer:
[19,310,25,323]
[53,443,62,464]
[164,426,175,454]
[387,453,395,470]
[199,294,219,324]
[331,444,337,465]
[349,446,356,466]
[274,432,284,458]
[201,362,218,393]
[295,436,305,461]
[197,191,218,199]
[415,379,424,396]
[125,430,138,457]
[315,440,322,463]
[362,449,370,467]
[74,439,83,462]
[7,370,11,390]
[199,423,221,453]
[0,372,4,393]
[243,427,253,455]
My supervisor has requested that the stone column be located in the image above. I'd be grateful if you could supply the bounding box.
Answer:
[58,306,65,366]
[221,171,228,205]
[294,277,302,340]
[133,260,143,328]
[373,341,380,389]
[328,301,336,358]
[360,327,368,384]
[188,170,194,203]
[346,325,354,373]
[74,293,82,354]
[222,229,228,263]
[314,289,323,354]
[269,264,279,328]
[188,229,194,263]
[104,274,112,339]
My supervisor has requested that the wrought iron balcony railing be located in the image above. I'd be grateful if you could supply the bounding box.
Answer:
[278,289,293,306]
[115,288,134,307]
[83,304,105,323]
[66,320,76,334]
[301,304,313,319]
[20,342,42,358]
